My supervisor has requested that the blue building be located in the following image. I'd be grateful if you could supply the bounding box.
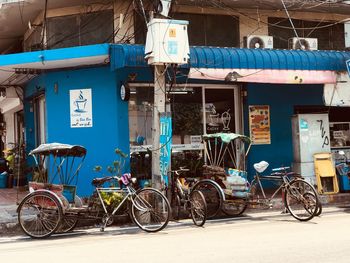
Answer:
[1,1,350,195]
[0,43,349,196]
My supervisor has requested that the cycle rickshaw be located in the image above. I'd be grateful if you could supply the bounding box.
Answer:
[192,133,320,221]
[17,143,170,238]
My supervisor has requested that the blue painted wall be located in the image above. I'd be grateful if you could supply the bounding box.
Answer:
[244,83,324,182]
[25,66,130,196]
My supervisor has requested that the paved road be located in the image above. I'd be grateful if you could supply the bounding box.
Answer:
[1,207,350,263]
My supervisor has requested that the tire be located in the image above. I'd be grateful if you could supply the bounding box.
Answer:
[189,190,207,226]
[284,179,318,221]
[57,216,78,233]
[192,180,223,218]
[56,195,82,233]
[222,199,247,217]
[315,200,323,216]
[303,192,323,217]
[131,188,170,232]
[172,193,181,220]
[18,191,63,238]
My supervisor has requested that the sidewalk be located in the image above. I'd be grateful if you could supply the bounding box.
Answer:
[0,188,28,235]
[1,187,350,237]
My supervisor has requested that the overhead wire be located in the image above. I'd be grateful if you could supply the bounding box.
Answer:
[280,0,302,47]
[46,1,115,48]
[206,0,350,30]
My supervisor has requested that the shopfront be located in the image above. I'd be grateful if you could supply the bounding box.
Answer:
[128,83,242,180]
[1,43,350,195]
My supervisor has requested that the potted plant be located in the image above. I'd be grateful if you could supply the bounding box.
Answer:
[93,148,128,211]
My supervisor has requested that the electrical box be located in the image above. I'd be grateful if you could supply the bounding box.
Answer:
[292,113,331,185]
[145,18,189,65]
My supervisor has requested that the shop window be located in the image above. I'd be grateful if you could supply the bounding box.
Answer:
[268,17,345,50]
[129,85,239,178]
[330,122,350,148]
[128,86,203,146]
[204,88,235,134]
[134,13,239,47]
[129,85,238,145]
[47,9,114,49]
[171,87,203,144]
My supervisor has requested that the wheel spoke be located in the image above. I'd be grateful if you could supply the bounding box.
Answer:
[18,192,62,238]
[131,188,170,232]
[285,180,318,221]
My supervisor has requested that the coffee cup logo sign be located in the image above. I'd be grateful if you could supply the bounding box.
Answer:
[70,89,93,128]
[74,90,87,112]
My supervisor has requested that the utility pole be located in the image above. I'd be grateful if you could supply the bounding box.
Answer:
[152,65,166,189]
[144,0,189,190]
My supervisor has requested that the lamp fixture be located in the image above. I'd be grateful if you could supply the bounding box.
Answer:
[225,71,243,82]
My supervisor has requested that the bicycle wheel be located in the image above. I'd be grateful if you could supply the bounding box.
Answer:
[192,180,223,218]
[18,191,63,238]
[222,199,247,217]
[56,194,83,233]
[57,216,78,233]
[303,192,322,216]
[284,179,318,221]
[172,193,181,220]
[189,190,207,226]
[315,199,323,216]
[131,188,170,232]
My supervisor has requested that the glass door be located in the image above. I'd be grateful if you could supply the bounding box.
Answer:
[203,86,240,134]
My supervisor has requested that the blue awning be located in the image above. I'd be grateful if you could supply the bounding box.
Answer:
[110,44,350,71]
[0,44,109,85]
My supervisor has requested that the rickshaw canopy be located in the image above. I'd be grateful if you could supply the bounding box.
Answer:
[202,133,251,144]
[29,143,87,157]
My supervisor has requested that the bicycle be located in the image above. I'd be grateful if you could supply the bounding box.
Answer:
[221,161,320,221]
[169,168,207,226]
[194,133,320,221]
[17,143,171,238]
[277,166,322,217]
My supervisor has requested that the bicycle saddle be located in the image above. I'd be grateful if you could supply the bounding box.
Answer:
[92,176,114,186]
[253,161,269,173]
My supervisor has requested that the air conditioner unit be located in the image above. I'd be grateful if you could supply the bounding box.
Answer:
[245,35,273,49]
[290,37,318,50]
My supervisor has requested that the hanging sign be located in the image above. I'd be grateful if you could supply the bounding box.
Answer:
[249,105,271,145]
[70,89,93,128]
[159,114,172,187]
[346,59,350,78]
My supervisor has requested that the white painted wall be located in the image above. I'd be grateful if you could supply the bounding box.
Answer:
[3,112,15,149]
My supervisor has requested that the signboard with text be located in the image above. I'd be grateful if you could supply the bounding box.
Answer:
[159,115,172,186]
[70,89,93,128]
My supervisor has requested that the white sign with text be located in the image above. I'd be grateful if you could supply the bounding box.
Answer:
[70,89,93,128]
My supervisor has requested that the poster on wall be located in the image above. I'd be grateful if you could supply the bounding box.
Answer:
[70,89,93,128]
[159,114,172,187]
[249,105,271,144]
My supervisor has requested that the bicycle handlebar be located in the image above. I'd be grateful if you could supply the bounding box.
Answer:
[271,166,290,172]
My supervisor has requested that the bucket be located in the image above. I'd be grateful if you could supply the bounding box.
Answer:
[0,172,7,188]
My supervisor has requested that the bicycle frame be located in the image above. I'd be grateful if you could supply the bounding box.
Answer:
[249,173,290,205]
[95,185,150,230]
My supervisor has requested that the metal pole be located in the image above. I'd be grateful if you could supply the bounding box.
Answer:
[152,65,166,189]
